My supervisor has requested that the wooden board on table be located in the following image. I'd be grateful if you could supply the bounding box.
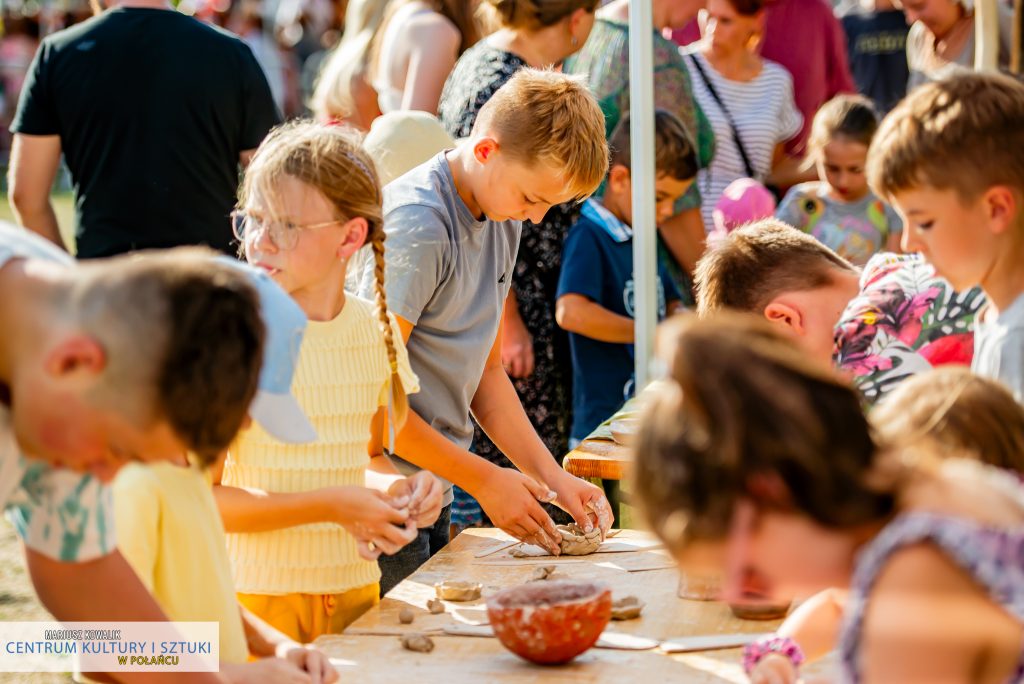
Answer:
[563,439,633,480]
[323,632,757,683]
[316,528,825,681]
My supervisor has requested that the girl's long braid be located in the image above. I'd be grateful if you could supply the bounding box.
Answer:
[371,229,409,453]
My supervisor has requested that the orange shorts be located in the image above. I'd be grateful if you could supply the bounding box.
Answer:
[238,583,380,644]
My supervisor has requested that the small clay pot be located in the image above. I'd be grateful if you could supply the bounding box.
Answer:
[728,599,792,621]
[486,580,612,665]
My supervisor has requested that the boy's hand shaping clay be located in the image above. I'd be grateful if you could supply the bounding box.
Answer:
[550,472,613,540]
[475,468,562,555]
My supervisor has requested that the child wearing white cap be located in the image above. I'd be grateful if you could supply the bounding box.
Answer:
[0,220,331,681]
[105,258,338,682]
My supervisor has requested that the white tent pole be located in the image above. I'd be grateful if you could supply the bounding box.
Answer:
[629,0,657,391]
[975,0,1000,71]
[1012,0,1022,74]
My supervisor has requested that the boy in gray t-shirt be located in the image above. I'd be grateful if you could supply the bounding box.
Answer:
[358,69,613,593]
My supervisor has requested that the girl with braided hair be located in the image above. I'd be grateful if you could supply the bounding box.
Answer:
[213,120,443,643]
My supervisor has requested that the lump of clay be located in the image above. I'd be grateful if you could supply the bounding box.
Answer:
[529,565,556,582]
[427,598,446,614]
[400,633,434,653]
[398,607,415,624]
[435,581,483,602]
[610,596,645,620]
[557,523,602,556]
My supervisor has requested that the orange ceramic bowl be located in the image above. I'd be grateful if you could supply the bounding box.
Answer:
[486,580,612,665]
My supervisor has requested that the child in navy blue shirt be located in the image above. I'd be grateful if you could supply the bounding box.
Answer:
[556,110,697,443]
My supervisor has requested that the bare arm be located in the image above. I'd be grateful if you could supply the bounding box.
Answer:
[366,412,405,492]
[657,207,705,275]
[25,548,225,684]
[8,133,64,250]
[211,449,414,555]
[555,293,635,344]
[777,588,847,662]
[767,143,816,191]
[391,316,574,553]
[399,16,460,114]
[501,289,535,379]
[469,314,613,535]
[860,545,1023,684]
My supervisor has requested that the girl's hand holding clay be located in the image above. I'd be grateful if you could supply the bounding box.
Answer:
[389,471,443,528]
[328,485,418,559]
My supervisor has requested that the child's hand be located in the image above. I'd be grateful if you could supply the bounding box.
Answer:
[280,644,339,684]
[221,657,313,684]
[327,485,418,559]
[475,468,562,555]
[501,310,535,378]
[388,471,443,528]
[549,471,613,540]
[749,653,799,684]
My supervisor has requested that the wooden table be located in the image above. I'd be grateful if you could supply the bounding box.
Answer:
[563,439,632,481]
[315,528,829,682]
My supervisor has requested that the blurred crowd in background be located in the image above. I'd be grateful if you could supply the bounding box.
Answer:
[0,0,346,161]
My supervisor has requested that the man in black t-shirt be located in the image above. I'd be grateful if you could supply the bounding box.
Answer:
[837,0,910,115]
[8,1,281,258]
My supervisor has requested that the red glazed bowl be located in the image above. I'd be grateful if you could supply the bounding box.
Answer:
[486,580,612,665]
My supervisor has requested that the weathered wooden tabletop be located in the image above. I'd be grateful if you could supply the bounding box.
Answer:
[562,440,632,481]
[315,528,834,682]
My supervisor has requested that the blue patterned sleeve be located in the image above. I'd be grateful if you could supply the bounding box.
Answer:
[5,463,115,562]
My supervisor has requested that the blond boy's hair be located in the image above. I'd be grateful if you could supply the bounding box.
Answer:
[474,68,609,201]
[872,367,1024,473]
[868,72,1024,206]
[695,219,857,317]
[239,121,409,431]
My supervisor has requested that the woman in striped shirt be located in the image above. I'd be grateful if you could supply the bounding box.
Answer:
[682,0,803,230]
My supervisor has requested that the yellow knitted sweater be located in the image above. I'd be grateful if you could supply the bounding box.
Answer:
[223,295,418,595]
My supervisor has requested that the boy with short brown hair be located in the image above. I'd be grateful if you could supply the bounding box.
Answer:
[694,219,985,403]
[556,110,695,443]
[357,68,613,592]
[695,218,858,321]
[0,222,332,682]
[868,72,1024,401]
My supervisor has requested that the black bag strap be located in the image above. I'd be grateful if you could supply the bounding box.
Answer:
[687,54,756,179]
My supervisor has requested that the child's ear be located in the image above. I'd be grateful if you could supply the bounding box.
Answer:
[569,7,589,35]
[763,301,805,336]
[608,164,631,193]
[45,335,107,379]
[983,185,1018,236]
[473,138,500,165]
[337,217,369,259]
